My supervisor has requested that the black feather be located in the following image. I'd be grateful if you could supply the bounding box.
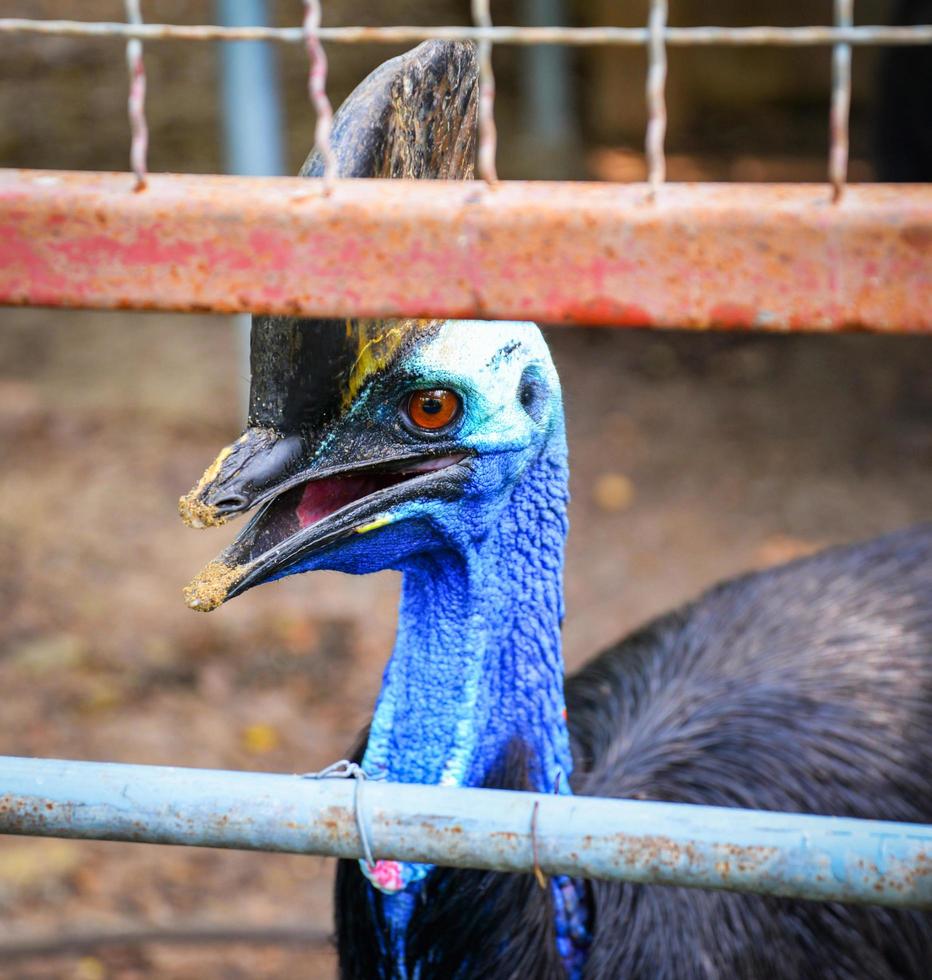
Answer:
[336,525,932,977]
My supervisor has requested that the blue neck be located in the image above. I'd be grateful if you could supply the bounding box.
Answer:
[357,427,591,976]
[362,441,573,884]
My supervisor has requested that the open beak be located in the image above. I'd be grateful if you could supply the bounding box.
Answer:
[180,435,469,611]
[177,312,466,612]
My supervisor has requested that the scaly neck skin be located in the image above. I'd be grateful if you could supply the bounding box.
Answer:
[361,441,574,893]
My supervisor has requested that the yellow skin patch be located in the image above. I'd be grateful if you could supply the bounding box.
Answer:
[355,515,394,535]
[343,319,436,410]
[183,559,248,612]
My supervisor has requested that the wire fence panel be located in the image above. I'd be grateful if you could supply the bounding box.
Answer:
[1,756,930,909]
[1,171,929,331]
[2,16,932,199]
[1,12,930,325]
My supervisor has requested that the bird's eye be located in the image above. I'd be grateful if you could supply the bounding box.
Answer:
[404,389,461,431]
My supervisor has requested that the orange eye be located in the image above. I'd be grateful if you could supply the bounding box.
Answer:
[405,389,461,431]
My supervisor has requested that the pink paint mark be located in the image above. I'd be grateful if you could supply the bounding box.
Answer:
[50,228,199,267]
[247,228,295,270]
[0,224,59,297]
[367,859,405,893]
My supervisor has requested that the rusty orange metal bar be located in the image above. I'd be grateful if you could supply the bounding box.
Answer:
[0,170,929,331]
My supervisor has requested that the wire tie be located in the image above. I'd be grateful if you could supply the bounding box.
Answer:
[829,0,853,202]
[645,0,668,200]
[302,760,383,869]
[531,799,548,890]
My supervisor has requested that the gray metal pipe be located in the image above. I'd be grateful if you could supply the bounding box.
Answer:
[1,756,930,909]
[215,0,285,417]
[517,0,582,178]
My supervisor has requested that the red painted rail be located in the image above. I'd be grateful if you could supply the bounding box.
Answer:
[1,170,929,331]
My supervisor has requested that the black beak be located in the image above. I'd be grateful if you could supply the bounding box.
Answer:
[185,447,471,610]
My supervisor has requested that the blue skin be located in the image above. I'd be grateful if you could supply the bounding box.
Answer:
[267,322,588,974]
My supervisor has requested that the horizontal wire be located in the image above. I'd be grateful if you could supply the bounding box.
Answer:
[0,20,931,46]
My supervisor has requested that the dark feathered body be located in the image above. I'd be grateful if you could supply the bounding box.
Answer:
[337,525,932,978]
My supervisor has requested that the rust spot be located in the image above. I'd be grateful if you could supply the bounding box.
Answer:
[709,303,756,330]
[901,225,932,253]
[564,300,653,327]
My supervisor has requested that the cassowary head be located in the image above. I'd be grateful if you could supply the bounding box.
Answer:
[179,43,564,612]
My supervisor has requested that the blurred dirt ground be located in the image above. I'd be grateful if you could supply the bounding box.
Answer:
[0,309,929,978]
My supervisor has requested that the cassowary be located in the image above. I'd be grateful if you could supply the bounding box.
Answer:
[179,42,932,979]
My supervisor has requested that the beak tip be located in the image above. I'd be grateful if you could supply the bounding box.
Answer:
[178,491,228,530]
[178,443,239,529]
[183,559,247,612]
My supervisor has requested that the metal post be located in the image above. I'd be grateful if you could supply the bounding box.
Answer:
[215,0,285,418]
[0,756,930,909]
[517,0,582,178]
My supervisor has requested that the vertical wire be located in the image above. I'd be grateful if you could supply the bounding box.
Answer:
[830,0,853,201]
[471,0,499,184]
[645,0,668,196]
[124,0,148,190]
[303,0,337,190]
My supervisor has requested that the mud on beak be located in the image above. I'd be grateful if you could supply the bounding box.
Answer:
[179,426,469,612]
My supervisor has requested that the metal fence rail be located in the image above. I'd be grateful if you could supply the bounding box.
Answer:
[1,171,929,331]
[2,756,930,909]
[1,9,930,323]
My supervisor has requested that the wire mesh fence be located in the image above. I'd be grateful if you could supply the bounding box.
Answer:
[1,6,931,197]
[0,6,930,330]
